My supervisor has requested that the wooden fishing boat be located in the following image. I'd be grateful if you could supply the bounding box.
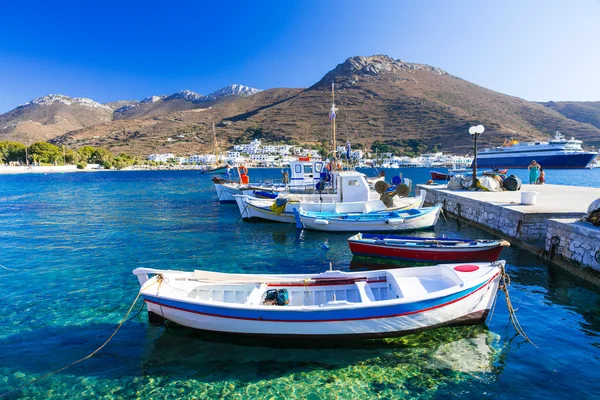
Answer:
[348,233,510,262]
[295,206,441,232]
[133,261,504,339]
[235,192,425,223]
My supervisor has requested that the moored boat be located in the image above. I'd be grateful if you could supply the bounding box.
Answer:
[348,233,510,262]
[133,261,505,339]
[475,132,598,169]
[235,190,426,223]
[295,205,441,232]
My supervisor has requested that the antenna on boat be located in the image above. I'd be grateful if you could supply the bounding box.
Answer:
[329,81,338,169]
[212,122,220,164]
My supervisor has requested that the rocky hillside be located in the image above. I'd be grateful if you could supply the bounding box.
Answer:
[112,85,262,120]
[540,101,600,131]
[0,94,113,143]
[4,56,600,155]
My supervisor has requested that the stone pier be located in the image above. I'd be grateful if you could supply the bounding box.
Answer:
[416,183,600,284]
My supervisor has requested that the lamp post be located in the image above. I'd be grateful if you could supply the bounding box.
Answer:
[469,125,485,189]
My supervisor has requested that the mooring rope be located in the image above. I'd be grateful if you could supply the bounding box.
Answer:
[0,275,163,398]
[499,265,536,347]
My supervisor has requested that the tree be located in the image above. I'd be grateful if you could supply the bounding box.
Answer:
[0,141,26,163]
[91,148,114,165]
[28,142,62,164]
[77,146,96,163]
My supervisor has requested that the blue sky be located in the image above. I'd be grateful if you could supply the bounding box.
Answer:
[1,0,599,113]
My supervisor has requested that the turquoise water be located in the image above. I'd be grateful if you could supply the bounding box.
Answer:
[1,169,599,399]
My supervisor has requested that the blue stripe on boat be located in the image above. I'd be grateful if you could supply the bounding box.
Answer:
[142,274,496,323]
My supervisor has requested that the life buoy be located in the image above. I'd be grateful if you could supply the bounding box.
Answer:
[239,166,248,175]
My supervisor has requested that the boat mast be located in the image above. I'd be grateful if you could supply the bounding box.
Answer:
[212,122,220,164]
[330,82,338,168]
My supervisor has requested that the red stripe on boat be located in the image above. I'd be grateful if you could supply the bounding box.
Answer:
[454,265,480,272]
[144,272,500,323]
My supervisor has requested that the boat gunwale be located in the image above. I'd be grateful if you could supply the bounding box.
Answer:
[137,265,501,313]
[141,271,500,322]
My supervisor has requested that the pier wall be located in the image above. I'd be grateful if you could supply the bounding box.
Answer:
[546,219,600,273]
[417,185,584,246]
[416,184,600,285]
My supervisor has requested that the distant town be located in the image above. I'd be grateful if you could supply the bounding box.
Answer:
[148,138,474,169]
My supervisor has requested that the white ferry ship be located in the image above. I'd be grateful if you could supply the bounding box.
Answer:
[476,132,598,169]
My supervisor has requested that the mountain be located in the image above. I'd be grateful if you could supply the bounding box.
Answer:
[104,100,138,110]
[205,84,262,101]
[0,94,113,143]
[111,85,262,120]
[111,91,201,120]
[540,101,600,131]
[4,56,600,156]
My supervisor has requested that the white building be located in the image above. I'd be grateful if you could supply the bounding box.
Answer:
[250,154,276,162]
[174,157,187,164]
[298,149,320,158]
[262,145,294,155]
[234,139,261,154]
[188,154,218,164]
[148,153,175,162]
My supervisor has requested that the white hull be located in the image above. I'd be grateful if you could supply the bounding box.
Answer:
[134,262,503,338]
[299,206,441,232]
[145,281,497,336]
[215,183,267,203]
[234,193,425,224]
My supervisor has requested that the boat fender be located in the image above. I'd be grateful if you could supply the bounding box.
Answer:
[321,242,330,251]
[314,219,329,225]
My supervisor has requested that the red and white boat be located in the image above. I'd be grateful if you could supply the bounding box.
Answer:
[348,233,510,262]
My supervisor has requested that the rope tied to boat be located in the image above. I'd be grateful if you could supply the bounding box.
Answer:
[498,264,537,347]
[0,275,164,398]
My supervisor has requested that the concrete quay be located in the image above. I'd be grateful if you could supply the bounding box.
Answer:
[416,183,600,285]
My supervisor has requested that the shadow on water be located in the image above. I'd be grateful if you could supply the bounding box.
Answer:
[0,319,504,383]
[140,323,506,384]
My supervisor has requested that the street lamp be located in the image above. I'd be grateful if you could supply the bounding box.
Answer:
[469,124,485,189]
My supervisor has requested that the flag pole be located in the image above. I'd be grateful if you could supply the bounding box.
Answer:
[331,81,337,169]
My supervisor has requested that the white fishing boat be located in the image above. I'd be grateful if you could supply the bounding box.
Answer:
[213,158,325,203]
[295,205,441,232]
[234,189,426,223]
[132,261,504,338]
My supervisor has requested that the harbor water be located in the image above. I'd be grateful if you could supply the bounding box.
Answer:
[1,169,599,399]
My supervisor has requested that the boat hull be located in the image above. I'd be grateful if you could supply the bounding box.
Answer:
[348,241,504,262]
[234,194,425,224]
[299,207,441,232]
[475,152,598,169]
[141,272,500,338]
[215,183,277,203]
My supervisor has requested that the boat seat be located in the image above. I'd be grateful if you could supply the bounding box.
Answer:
[354,281,376,303]
[395,277,428,299]
[246,283,267,305]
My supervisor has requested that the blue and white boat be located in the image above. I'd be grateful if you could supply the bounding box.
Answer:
[133,261,504,339]
[295,205,441,232]
[476,132,598,169]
